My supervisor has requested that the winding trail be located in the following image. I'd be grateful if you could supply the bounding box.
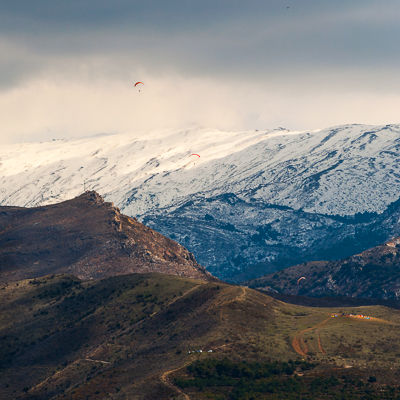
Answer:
[160,364,191,400]
[237,286,247,302]
[159,285,249,398]
[84,358,111,364]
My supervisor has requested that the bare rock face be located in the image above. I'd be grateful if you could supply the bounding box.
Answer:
[247,238,400,300]
[0,191,213,282]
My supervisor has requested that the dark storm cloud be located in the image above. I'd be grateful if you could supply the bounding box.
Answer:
[1,1,400,143]
[0,1,291,29]
[2,0,400,89]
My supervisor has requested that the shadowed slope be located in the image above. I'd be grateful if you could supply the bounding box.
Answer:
[247,237,400,300]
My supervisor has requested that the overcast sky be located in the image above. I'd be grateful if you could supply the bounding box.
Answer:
[1,0,400,144]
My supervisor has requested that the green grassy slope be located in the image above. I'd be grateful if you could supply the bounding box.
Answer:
[1,273,400,399]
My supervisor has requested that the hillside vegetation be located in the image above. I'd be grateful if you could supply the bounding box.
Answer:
[248,237,400,300]
[1,273,400,399]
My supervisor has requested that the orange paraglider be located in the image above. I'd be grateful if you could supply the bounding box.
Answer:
[297,276,306,285]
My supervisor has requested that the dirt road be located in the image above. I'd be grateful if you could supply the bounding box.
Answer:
[317,334,326,354]
[161,364,191,400]
[292,313,398,357]
[292,317,331,357]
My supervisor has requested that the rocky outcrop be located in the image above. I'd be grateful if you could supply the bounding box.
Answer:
[0,191,213,282]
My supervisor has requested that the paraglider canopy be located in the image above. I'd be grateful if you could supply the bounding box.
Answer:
[297,276,306,285]
[191,154,200,157]
[134,81,144,92]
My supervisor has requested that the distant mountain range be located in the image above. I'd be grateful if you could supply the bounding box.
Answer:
[0,191,211,283]
[248,237,400,300]
[2,124,400,281]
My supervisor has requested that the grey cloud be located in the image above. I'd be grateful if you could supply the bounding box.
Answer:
[1,1,400,93]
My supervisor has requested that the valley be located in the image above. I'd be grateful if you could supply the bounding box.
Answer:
[249,236,400,300]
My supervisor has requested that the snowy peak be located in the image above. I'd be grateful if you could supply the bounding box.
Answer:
[2,124,400,281]
[1,124,400,217]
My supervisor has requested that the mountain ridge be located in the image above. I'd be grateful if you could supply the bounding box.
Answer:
[247,236,400,300]
[2,124,400,280]
[0,191,212,283]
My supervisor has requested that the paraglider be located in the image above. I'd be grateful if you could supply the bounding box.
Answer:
[134,81,144,92]
[187,153,200,167]
[297,276,306,285]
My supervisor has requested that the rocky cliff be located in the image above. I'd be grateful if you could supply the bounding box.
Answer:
[0,191,212,282]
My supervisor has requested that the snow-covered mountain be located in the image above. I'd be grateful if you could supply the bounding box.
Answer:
[2,124,400,281]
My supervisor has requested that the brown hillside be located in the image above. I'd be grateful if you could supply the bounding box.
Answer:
[0,191,212,282]
[247,238,400,300]
[1,273,400,399]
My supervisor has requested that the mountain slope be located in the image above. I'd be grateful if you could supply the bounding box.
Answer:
[0,191,211,283]
[1,273,400,399]
[248,237,400,300]
[2,124,400,280]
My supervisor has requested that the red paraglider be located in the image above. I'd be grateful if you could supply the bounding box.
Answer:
[134,81,144,92]
[191,154,200,157]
